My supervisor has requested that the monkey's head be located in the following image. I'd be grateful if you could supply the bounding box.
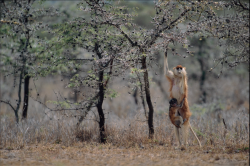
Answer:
[173,65,186,77]
[169,98,178,107]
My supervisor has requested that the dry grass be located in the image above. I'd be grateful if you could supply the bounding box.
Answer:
[1,109,248,148]
[0,108,249,166]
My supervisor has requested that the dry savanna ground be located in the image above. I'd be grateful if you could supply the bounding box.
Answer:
[0,142,249,166]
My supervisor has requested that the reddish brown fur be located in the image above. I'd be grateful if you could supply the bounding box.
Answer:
[169,98,182,128]
[169,107,182,128]
[174,65,184,69]
[178,98,191,124]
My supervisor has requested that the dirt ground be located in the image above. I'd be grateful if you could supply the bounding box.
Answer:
[0,143,248,166]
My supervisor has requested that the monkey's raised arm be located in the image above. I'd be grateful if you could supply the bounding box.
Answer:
[164,49,174,79]
[164,49,169,73]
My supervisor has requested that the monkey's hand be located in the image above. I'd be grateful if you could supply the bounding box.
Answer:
[173,121,181,128]
[165,49,168,58]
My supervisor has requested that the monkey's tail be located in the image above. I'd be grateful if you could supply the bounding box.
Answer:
[189,121,202,148]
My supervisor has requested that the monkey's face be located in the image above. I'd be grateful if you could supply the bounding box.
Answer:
[169,98,178,107]
[173,65,186,77]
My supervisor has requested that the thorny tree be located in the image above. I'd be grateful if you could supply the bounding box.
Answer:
[47,0,223,140]
[39,0,135,143]
[0,0,58,123]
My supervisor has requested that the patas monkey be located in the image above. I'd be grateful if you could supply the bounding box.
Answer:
[164,51,201,148]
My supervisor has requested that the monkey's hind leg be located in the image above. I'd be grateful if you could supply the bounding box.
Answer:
[174,127,182,147]
[182,123,190,147]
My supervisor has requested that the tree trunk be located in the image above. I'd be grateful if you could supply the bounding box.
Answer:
[22,71,30,119]
[136,72,147,120]
[15,70,23,123]
[97,69,106,143]
[141,57,154,139]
